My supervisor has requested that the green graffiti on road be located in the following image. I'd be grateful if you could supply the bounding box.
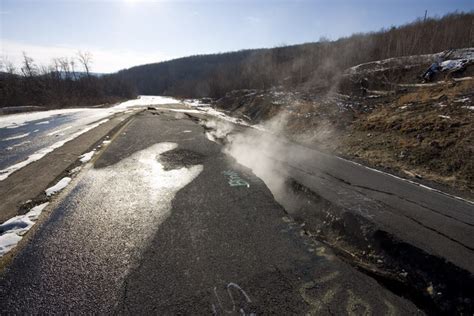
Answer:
[222,170,250,188]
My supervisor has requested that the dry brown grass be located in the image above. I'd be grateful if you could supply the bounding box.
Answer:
[397,79,474,106]
[340,80,474,192]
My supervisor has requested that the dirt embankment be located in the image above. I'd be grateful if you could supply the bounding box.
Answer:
[213,48,474,194]
[340,80,473,192]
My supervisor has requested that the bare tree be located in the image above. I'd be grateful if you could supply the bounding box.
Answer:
[5,59,16,74]
[39,64,49,76]
[77,51,92,77]
[58,57,71,79]
[0,56,15,74]
[70,59,77,80]
[51,58,62,80]
[21,52,36,77]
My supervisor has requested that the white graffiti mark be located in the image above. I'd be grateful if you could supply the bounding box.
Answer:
[383,299,398,316]
[211,282,255,315]
[298,271,386,315]
[299,271,340,315]
[222,170,250,188]
[346,289,372,315]
[302,285,340,315]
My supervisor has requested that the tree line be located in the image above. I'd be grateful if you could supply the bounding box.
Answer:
[0,51,135,109]
[117,11,473,98]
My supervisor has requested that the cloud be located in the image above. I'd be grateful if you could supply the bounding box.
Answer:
[0,39,170,73]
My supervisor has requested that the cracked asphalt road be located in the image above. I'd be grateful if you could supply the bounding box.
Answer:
[204,120,474,275]
[0,110,421,314]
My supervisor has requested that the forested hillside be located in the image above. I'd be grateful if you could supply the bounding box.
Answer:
[117,12,473,98]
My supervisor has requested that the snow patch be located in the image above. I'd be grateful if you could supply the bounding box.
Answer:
[440,59,468,72]
[25,202,49,221]
[113,96,180,109]
[5,123,26,129]
[167,109,201,114]
[454,97,470,103]
[347,52,440,75]
[69,166,82,174]
[5,140,31,151]
[0,233,22,256]
[183,99,251,126]
[79,150,96,163]
[45,177,72,196]
[183,99,211,107]
[96,119,109,125]
[47,125,73,136]
[2,132,30,141]
[35,120,50,125]
[0,202,49,257]
[205,132,218,143]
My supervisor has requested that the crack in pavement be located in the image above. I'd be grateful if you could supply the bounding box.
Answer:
[325,172,474,227]
[319,171,474,251]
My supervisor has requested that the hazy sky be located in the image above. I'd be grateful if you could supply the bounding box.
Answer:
[1,0,473,73]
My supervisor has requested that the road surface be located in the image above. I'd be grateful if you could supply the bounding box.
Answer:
[0,110,421,314]
[208,124,474,275]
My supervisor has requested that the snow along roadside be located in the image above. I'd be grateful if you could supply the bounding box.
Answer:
[0,175,73,257]
[0,143,102,257]
[45,177,72,197]
[0,202,49,256]
[0,119,109,181]
[79,150,96,163]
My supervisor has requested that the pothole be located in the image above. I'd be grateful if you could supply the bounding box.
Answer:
[159,148,206,171]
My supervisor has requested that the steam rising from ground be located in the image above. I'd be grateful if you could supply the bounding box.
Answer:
[203,120,234,143]
[204,113,313,212]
